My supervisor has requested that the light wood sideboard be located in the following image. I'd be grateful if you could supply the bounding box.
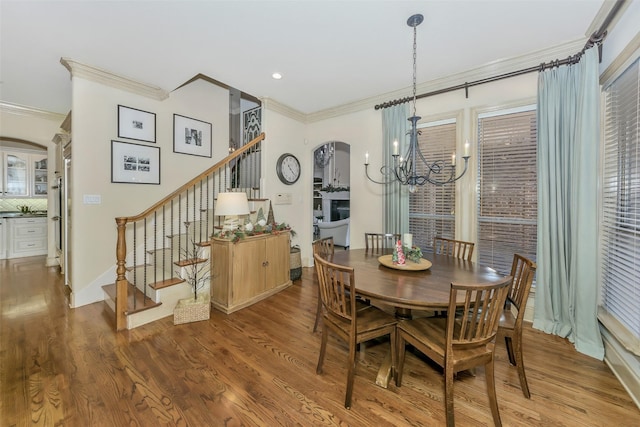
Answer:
[210,231,292,314]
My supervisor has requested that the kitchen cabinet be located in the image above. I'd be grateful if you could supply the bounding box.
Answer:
[211,232,291,314]
[7,217,47,258]
[1,150,48,198]
[2,151,28,196]
[33,155,48,196]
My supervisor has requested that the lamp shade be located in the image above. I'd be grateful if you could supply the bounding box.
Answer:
[215,192,250,216]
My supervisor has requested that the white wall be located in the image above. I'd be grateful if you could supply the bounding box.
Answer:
[69,77,230,306]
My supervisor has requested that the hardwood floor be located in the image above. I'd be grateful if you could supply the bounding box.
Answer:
[1,256,638,426]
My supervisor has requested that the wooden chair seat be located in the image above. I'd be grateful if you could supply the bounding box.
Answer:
[496,253,537,399]
[314,253,397,409]
[396,276,512,427]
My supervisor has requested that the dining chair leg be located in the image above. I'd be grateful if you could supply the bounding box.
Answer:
[345,341,358,409]
[313,288,322,332]
[504,334,516,366]
[444,367,455,427]
[513,332,531,398]
[316,327,329,374]
[485,356,502,427]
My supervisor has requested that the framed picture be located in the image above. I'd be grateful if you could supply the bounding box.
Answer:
[111,140,160,185]
[117,105,156,143]
[173,114,212,157]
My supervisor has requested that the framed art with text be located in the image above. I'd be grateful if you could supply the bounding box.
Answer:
[117,105,156,143]
[173,114,212,157]
[111,140,160,184]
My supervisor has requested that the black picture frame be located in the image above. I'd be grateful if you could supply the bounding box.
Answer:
[173,114,212,157]
[111,140,160,185]
[117,105,156,143]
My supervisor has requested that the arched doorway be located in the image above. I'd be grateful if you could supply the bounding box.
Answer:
[312,141,350,248]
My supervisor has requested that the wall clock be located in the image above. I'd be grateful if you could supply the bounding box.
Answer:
[276,153,301,185]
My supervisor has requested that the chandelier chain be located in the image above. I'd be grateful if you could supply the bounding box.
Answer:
[412,23,417,118]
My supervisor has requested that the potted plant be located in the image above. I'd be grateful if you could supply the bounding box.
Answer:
[173,222,211,325]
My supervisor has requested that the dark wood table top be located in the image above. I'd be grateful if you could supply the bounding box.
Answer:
[331,249,506,311]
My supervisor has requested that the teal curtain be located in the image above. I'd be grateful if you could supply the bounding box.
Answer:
[382,104,410,234]
[533,48,604,360]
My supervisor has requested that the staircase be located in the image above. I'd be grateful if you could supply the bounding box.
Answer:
[104,133,265,330]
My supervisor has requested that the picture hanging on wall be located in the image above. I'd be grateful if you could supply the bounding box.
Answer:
[111,140,160,184]
[173,114,212,157]
[117,105,156,143]
[243,106,262,144]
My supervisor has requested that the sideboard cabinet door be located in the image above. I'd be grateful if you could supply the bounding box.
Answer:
[211,232,291,314]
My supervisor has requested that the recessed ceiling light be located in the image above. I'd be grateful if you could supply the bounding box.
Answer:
[272,72,282,80]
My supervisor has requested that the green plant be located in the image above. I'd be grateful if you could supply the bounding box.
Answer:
[320,184,350,192]
[214,222,295,243]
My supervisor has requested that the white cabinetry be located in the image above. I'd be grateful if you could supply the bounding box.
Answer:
[7,217,47,258]
[2,151,28,196]
[1,150,48,198]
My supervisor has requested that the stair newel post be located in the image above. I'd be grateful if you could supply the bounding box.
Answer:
[115,217,128,331]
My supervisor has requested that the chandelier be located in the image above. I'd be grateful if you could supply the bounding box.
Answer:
[314,142,334,168]
[365,14,470,192]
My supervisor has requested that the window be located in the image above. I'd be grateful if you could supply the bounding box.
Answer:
[477,107,537,275]
[409,120,456,250]
[600,58,640,342]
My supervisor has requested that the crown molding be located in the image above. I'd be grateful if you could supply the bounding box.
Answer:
[302,38,587,123]
[260,97,307,123]
[0,101,66,122]
[60,58,169,101]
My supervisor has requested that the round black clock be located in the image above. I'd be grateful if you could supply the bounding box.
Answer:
[276,153,301,185]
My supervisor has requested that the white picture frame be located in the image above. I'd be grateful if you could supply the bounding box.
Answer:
[111,140,160,185]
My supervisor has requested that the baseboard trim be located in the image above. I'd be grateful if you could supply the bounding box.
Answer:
[601,327,640,410]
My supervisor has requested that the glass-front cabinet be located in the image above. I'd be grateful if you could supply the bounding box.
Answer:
[1,150,47,198]
[3,152,28,196]
[33,156,48,196]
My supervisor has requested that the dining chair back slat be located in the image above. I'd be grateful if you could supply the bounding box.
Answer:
[434,236,475,261]
[365,233,401,252]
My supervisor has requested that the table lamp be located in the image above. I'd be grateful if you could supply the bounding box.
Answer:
[215,192,250,231]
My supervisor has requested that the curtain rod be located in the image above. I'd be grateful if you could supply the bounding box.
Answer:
[374,0,626,110]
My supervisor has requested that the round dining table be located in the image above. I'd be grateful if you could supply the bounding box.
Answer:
[329,248,507,388]
[331,248,506,313]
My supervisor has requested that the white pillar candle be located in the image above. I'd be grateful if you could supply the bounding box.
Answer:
[403,233,413,248]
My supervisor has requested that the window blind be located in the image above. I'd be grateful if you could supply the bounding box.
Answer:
[477,109,537,276]
[601,58,640,341]
[409,121,456,251]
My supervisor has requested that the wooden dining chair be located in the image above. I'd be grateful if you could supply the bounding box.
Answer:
[312,237,335,332]
[396,276,512,427]
[314,253,397,409]
[365,233,401,252]
[433,236,475,261]
[496,253,537,398]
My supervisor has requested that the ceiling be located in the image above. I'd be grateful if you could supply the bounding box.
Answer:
[0,0,606,116]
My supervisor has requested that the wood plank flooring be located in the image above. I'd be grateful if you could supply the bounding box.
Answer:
[1,256,639,426]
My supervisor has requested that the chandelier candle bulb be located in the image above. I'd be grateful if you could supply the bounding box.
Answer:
[465,140,470,156]
[365,152,369,165]
[393,140,399,156]
[452,152,456,166]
